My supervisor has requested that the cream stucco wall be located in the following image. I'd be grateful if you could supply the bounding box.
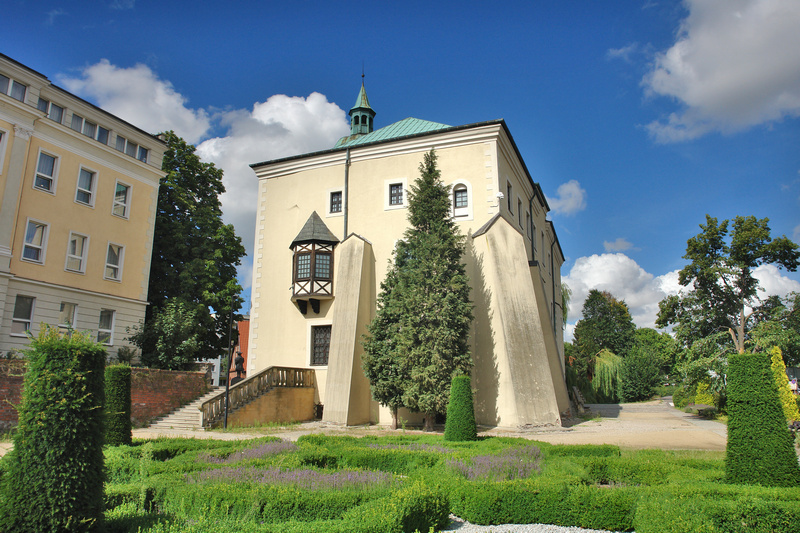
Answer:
[249,121,567,428]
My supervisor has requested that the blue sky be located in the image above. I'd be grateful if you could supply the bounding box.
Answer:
[6,0,800,335]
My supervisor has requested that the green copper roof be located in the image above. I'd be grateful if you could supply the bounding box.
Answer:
[290,211,340,248]
[335,117,451,148]
[352,83,372,111]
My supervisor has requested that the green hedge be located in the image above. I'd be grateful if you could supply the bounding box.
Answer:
[105,364,132,446]
[0,328,106,532]
[725,353,800,487]
[444,375,477,441]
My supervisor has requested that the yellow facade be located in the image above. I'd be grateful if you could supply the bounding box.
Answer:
[0,54,164,358]
[249,108,570,428]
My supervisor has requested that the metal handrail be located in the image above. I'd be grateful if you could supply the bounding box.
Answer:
[199,366,316,428]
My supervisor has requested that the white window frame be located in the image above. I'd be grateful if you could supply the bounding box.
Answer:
[307,321,332,367]
[506,182,513,212]
[112,181,132,218]
[450,179,474,220]
[65,232,89,273]
[22,218,48,264]
[97,309,115,345]
[326,188,344,217]
[104,242,124,281]
[58,302,78,331]
[75,166,97,207]
[34,149,59,194]
[11,295,35,337]
[517,197,523,227]
[383,177,408,211]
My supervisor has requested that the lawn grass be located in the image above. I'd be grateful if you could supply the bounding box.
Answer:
[79,433,800,532]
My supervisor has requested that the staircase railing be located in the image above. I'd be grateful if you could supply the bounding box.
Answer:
[199,366,316,428]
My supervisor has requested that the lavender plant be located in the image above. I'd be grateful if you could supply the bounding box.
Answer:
[197,440,298,464]
[188,466,399,491]
[447,444,542,481]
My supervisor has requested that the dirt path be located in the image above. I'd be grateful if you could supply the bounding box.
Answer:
[0,399,729,459]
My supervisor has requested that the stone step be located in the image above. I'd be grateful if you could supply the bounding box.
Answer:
[146,387,224,430]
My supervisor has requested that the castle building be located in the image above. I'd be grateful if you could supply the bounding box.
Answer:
[0,54,165,358]
[247,83,569,427]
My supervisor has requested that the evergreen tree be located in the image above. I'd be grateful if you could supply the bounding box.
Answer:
[362,150,473,431]
[143,131,245,363]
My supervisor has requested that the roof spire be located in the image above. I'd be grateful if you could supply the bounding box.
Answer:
[348,72,375,137]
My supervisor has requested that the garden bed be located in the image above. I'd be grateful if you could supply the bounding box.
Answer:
[94,434,800,532]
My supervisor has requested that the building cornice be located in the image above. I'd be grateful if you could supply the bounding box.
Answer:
[9,275,150,306]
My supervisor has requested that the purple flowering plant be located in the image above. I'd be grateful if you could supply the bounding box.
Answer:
[446,444,542,481]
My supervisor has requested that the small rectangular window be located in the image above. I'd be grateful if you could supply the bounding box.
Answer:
[71,113,83,132]
[76,168,95,206]
[35,152,57,192]
[518,200,523,226]
[507,183,512,211]
[97,126,109,145]
[311,325,331,366]
[37,98,49,112]
[23,220,47,263]
[11,296,35,336]
[105,243,124,281]
[137,146,148,163]
[454,187,468,209]
[97,309,115,344]
[49,103,64,124]
[113,182,131,218]
[115,135,126,152]
[330,191,342,213]
[315,253,331,280]
[59,302,77,331]
[389,183,403,206]
[296,253,311,280]
[0,74,8,95]
[66,232,88,272]
[125,141,137,158]
[82,120,96,139]
[10,81,26,102]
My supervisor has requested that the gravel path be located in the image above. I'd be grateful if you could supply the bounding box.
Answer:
[443,515,619,533]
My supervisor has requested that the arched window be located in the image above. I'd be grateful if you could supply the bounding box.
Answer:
[451,181,472,219]
[454,185,468,209]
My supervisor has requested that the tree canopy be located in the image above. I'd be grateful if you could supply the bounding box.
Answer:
[362,149,473,431]
[139,131,245,365]
[657,215,799,354]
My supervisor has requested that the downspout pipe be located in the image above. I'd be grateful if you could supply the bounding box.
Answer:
[343,148,350,236]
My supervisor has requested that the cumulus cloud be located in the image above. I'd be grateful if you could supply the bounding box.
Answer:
[546,179,586,215]
[59,60,211,144]
[196,93,350,262]
[61,60,351,307]
[603,238,634,252]
[643,0,800,142]
[562,253,800,342]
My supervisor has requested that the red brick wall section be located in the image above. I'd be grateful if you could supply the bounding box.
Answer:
[0,360,26,431]
[0,363,209,430]
[130,368,209,428]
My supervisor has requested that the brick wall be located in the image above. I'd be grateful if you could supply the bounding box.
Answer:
[0,360,26,431]
[0,363,209,430]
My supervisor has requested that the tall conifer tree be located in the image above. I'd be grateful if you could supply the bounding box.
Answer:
[363,149,473,431]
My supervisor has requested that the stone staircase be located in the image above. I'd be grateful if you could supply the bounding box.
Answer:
[147,387,225,431]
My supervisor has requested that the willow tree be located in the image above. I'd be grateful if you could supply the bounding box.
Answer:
[362,149,473,431]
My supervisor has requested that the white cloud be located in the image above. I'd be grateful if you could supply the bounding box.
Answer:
[643,0,800,142]
[59,60,211,143]
[546,179,586,216]
[196,93,350,263]
[793,224,800,243]
[110,0,135,9]
[61,60,351,310]
[603,238,634,252]
[46,9,65,25]
[607,43,638,63]
[563,252,800,342]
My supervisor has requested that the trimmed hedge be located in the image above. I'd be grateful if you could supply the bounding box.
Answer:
[105,364,132,446]
[0,328,106,532]
[725,352,800,487]
[444,374,477,441]
[769,347,800,422]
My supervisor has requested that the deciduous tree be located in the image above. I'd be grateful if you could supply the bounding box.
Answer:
[658,215,799,354]
[143,131,245,363]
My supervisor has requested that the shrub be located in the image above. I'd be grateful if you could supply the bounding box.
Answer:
[105,364,132,446]
[0,327,106,532]
[617,345,661,402]
[695,382,714,406]
[725,352,800,487]
[444,374,477,441]
[769,347,800,422]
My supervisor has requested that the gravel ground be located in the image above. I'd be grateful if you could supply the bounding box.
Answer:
[443,515,619,533]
